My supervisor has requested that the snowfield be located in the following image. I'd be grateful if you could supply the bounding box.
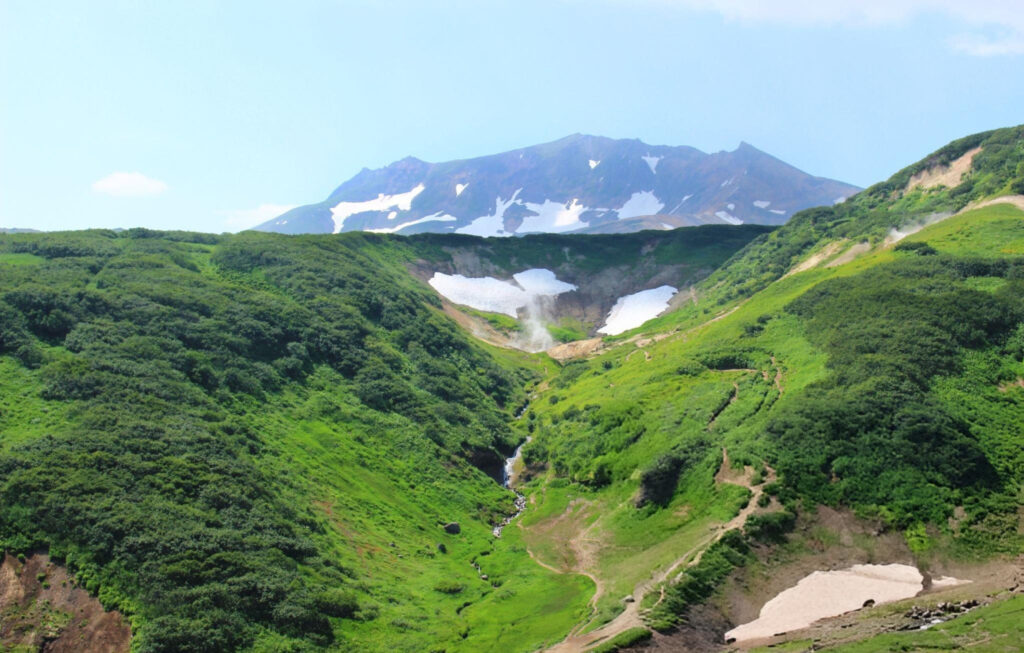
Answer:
[329,183,425,233]
[456,190,522,237]
[598,285,677,335]
[642,155,662,173]
[617,191,665,219]
[428,268,577,317]
[366,213,457,234]
[519,198,588,233]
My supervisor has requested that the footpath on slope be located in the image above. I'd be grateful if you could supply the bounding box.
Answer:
[542,449,776,653]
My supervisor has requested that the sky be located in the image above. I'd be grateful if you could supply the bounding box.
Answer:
[2,0,1023,233]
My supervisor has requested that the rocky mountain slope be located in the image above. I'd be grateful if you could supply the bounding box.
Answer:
[256,134,859,236]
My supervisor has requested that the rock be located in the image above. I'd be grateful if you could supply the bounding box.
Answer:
[437,543,447,554]
[623,595,635,603]
[444,522,461,534]
[862,599,875,608]
[480,574,489,581]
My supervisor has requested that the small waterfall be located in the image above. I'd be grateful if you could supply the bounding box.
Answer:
[493,436,531,537]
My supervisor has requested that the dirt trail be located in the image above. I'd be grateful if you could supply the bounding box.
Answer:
[544,449,775,652]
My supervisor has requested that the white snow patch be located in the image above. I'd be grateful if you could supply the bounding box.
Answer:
[598,285,677,335]
[770,209,787,215]
[366,213,457,234]
[589,159,601,169]
[456,189,522,237]
[329,183,425,234]
[617,191,665,219]
[642,155,663,174]
[721,177,734,187]
[387,211,398,220]
[716,211,743,225]
[753,200,771,209]
[456,183,468,197]
[726,564,967,644]
[512,268,577,296]
[428,268,576,319]
[727,203,735,210]
[520,198,588,233]
[660,222,674,230]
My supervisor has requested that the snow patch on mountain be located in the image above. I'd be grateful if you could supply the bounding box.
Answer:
[367,213,457,234]
[456,189,522,237]
[642,155,662,174]
[329,183,426,234]
[716,211,743,225]
[589,159,601,169]
[427,268,577,317]
[520,198,588,233]
[770,209,787,215]
[753,200,771,208]
[617,191,665,219]
[456,183,468,197]
[598,285,677,335]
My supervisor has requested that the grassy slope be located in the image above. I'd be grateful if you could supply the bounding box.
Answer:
[516,200,1024,637]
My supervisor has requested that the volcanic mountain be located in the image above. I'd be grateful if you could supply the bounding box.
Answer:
[255,134,859,236]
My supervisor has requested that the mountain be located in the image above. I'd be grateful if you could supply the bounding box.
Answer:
[255,134,860,236]
[1,125,1023,653]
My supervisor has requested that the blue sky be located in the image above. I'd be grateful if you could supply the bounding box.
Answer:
[2,0,1023,232]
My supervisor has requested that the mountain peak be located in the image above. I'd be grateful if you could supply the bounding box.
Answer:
[257,136,861,236]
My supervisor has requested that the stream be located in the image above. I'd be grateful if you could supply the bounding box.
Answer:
[492,436,531,537]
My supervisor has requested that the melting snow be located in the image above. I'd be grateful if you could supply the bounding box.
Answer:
[598,285,677,335]
[725,564,967,644]
[753,200,771,209]
[727,203,735,210]
[387,211,398,220]
[520,198,588,233]
[427,268,576,317]
[366,213,457,234]
[329,183,425,234]
[770,209,787,215]
[721,177,734,187]
[456,183,468,197]
[617,191,665,219]
[589,159,601,169]
[456,189,522,237]
[642,155,662,174]
[716,211,743,225]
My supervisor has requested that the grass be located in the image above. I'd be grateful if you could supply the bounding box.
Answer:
[831,595,1024,652]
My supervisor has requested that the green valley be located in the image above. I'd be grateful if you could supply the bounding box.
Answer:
[2,125,1024,652]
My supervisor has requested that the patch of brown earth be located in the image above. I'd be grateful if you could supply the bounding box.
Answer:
[548,337,604,362]
[783,240,846,278]
[967,194,1024,213]
[907,147,982,191]
[0,553,131,653]
[825,241,871,268]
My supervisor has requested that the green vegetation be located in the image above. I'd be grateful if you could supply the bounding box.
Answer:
[588,626,652,653]
[832,595,1024,652]
[1,126,1023,652]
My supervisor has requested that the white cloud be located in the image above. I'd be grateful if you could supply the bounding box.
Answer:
[92,172,168,197]
[647,0,1024,55]
[219,204,297,231]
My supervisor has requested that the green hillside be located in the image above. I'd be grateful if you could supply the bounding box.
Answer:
[2,125,1024,652]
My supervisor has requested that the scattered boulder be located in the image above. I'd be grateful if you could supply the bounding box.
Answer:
[480,574,489,581]
[444,522,461,534]
[862,599,875,608]
[437,543,447,554]
[623,595,635,603]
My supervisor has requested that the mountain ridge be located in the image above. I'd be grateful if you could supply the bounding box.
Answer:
[256,134,859,236]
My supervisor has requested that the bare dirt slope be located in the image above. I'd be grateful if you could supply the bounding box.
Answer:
[0,553,131,653]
